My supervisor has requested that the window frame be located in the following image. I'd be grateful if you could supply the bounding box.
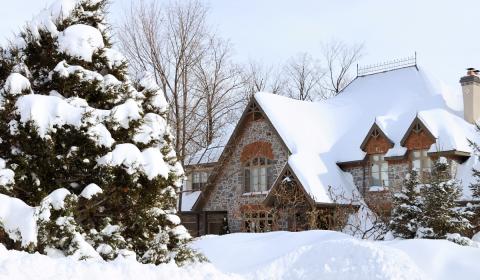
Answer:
[411,149,431,179]
[242,210,275,232]
[191,171,208,191]
[244,157,273,193]
[369,154,389,187]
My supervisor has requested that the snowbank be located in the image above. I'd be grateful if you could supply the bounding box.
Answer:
[0,244,240,280]
[193,230,480,280]
[1,230,479,279]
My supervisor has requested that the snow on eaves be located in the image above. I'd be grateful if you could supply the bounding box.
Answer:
[255,66,475,203]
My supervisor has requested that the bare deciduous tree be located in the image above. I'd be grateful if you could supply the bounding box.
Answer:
[193,38,243,147]
[326,187,388,240]
[119,0,243,163]
[321,40,364,98]
[283,52,324,101]
[241,61,284,103]
[271,177,311,231]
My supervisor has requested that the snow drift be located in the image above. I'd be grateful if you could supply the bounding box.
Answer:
[1,230,478,279]
[193,230,480,280]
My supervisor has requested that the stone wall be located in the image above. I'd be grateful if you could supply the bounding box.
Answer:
[388,161,410,192]
[203,118,289,232]
[346,165,367,194]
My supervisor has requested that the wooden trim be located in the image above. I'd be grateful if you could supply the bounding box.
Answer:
[384,154,407,161]
[184,161,218,169]
[400,116,436,146]
[263,163,316,209]
[360,122,394,152]
[427,150,470,158]
[315,202,360,210]
[336,157,366,170]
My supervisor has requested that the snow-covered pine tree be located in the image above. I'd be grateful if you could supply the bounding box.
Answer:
[389,170,422,239]
[0,0,201,264]
[468,135,480,222]
[417,158,472,239]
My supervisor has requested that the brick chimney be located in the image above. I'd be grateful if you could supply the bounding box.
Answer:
[460,68,480,124]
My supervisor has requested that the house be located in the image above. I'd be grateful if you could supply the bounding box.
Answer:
[179,62,480,237]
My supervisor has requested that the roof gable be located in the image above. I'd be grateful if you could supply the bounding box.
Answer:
[400,116,436,149]
[192,97,290,211]
[360,122,394,154]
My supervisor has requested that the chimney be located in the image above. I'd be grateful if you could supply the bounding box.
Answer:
[460,68,480,124]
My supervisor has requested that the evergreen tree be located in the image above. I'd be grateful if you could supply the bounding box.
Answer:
[389,170,422,239]
[468,135,480,221]
[0,0,201,264]
[417,158,472,239]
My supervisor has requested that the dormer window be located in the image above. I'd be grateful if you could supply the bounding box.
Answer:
[370,154,389,187]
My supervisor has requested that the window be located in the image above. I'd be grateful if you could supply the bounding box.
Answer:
[412,150,431,178]
[242,211,274,232]
[244,157,273,193]
[192,171,208,190]
[370,154,389,187]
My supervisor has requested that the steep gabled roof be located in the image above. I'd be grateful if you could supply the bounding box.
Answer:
[255,66,479,201]
[399,115,436,147]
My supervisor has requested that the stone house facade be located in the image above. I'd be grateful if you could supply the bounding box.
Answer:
[180,66,480,237]
[203,116,288,232]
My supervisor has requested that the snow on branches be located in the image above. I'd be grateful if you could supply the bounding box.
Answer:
[0,0,200,265]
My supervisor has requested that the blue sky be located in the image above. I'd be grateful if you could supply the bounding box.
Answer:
[1,0,479,91]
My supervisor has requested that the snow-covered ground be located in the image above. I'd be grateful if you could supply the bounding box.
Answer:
[1,230,479,280]
[194,230,480,280]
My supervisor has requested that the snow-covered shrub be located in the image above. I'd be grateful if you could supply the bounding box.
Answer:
[389,170,422,239]
[0,0,200,265]
[446,233,477,247]
[36,189,99,260]
[416,159,473,239]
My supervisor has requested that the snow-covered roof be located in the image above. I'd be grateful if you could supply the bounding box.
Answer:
[255,66,478,203]
[185,145,225,167]
[181,191,201,211]
[185,124,235,166]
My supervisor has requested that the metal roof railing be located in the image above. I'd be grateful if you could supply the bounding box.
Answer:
[357,53,417,77]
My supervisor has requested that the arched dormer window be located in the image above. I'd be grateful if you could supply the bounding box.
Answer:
[244,157,273,193]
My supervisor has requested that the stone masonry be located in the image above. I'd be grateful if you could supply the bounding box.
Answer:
[203,117,289,232]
